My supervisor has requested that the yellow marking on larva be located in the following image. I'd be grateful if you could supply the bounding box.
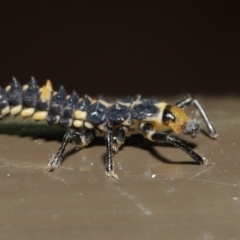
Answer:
[39,80,53,102]
[94,129,104,137]
[97,124,108,132]
[146,130,156,142]
[73,120,83,128]
[95,100,111,108]
[22,84,28,90]
[121,115,133,126]
[150,102,167,131]
[74,135,87,148]
[32,111,48,121]
[129,120,141,135]
[54,115,61,124]
[1,106,10,116]
[46,79,53,90]
[89,99,106,108]
[84,122,94,129]
[21,108,35,117]
[116,101,132,108]
[10,105,22,115]
[5,85,11,91]
[74,110,87,120]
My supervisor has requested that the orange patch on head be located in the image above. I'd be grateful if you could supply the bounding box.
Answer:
[168,106,189,133]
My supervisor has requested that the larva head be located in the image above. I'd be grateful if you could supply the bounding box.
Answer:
[162,105,199,138]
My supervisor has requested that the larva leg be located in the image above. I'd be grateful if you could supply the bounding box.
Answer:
[46,129,95,171]
[104,128,126,179]
[140,123,205,164]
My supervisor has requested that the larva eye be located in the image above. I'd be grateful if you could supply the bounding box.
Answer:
[162,105,176,124]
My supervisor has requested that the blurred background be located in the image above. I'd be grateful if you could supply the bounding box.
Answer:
[1,1,239,96]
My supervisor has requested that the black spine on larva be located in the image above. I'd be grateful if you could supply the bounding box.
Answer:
[62,91,79,117]
[46,86,66,125]
[87,101,107,126]
[7,77,23,106]
[76,95,91,111]
[49,86,66,115]
[107,102,129,126]
[35,95,50,112]
[131,99,159,121]
[59,91,79,127]
[0,87,8,110]
[22,77,39,108]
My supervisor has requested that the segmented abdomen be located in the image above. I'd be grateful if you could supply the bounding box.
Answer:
[0,77,163,132]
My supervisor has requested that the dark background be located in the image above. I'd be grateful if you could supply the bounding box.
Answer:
[1,1,239,96]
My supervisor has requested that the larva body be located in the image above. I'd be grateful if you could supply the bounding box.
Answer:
[0,77,217,179]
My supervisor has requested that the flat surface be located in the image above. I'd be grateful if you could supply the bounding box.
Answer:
[0,97,239,240]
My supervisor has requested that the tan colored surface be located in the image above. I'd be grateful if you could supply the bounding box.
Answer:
[0,97,239,240]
